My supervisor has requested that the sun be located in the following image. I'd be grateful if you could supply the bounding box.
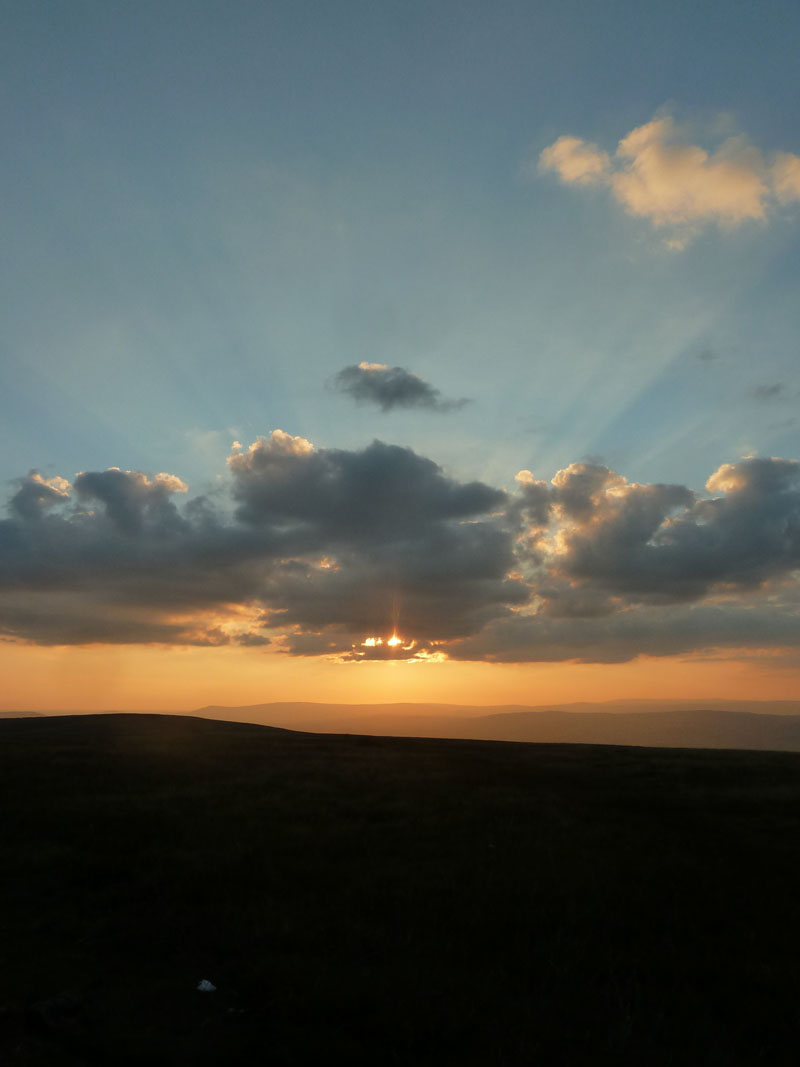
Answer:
[361,632,412,650]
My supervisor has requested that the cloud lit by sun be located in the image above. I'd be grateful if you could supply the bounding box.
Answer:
[356,633,420,660]
[362,633,408,649]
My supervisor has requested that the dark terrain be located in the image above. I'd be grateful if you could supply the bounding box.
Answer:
[3,713,800,1064]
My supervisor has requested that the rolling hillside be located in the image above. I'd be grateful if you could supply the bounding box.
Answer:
[3,712,800,1064]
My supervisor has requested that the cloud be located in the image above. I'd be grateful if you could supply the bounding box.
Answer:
[3,438,800,664]
[538,136,611,185]
[447,598,800,664]
[10,472,71,521]
[331,362,470,413]
[74,468,188,535]
[227,432,523,646]
[538,114,800,244]
[514,457,800,604]
[772,152,800,203]
[0,432,522,653]
[227,432,501,537]
[235,632,272,647]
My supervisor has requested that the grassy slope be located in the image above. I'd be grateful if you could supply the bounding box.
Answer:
[3,714,800,1065]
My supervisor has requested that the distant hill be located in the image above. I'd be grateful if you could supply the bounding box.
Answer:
[462,708,800,750]
[193,700,800,752]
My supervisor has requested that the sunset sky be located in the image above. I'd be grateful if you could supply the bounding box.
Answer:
[2,1,800,710]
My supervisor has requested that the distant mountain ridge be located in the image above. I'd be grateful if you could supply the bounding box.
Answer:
[191,700,800,753]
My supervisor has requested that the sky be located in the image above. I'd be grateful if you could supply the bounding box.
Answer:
[2,0,800,710]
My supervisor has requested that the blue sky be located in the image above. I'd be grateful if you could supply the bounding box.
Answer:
[3,0,799,496]
[2,1,800,701]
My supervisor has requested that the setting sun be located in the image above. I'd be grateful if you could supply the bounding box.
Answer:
[360,632,411,651]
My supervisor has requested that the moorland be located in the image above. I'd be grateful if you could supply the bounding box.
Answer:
[3,712,800,1064]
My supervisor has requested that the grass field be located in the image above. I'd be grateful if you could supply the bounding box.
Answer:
[3,713,800,1064]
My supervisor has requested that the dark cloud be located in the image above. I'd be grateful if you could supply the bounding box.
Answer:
[10,472,71,521]
[331,362,469,413]
[228,433,524,644]
[0,590,234,647]
[447,598,800,664]
[235,632,272,647]
[513,458,800,604]
[3,438,800,664]
[73,468,188,535]
[0,433,522,652]
[228,433,502,539]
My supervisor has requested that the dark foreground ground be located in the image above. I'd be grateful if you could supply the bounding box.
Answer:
[3,715,800,1065]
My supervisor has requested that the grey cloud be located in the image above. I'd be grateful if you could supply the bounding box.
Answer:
[331,363,470,413]
[235,632,272,647]
[228,434,503,541]
[229,435,525,642]
[74,468,188,535]
[3,439,800,664]
[9,472,71,522]
[0,433,522,651]
[515,459,800,605]
[259,526,524,644]
[447,598,800,664]
[0,590,233,647]
[280,631,352,656]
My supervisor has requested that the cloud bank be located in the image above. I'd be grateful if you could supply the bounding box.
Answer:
[331,362,469,412]
[3,435,800,664]
[539,115,800,245]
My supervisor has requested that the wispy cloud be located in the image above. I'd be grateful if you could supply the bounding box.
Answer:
[331,362,470,413]
[538,113,800,246]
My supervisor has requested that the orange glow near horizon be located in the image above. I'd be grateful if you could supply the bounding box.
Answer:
[0,641,799,712]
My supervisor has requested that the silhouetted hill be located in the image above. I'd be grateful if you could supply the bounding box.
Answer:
[4,713,800,1064]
